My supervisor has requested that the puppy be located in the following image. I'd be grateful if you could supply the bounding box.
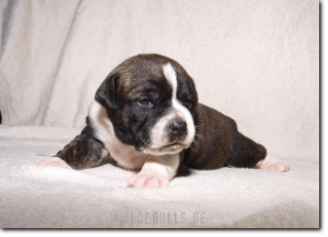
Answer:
[36,54,289,188]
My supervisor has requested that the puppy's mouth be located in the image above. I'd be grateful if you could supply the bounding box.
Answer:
[160,142,183,151]
[142,141,190,155]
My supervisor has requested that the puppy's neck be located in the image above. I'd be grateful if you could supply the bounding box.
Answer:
[88,101,149,170]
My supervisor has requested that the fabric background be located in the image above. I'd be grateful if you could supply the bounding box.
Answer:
[0,0,319,160]
[0,0,319,228]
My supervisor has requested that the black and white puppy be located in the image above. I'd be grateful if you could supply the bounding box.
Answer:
[36,54,290,188]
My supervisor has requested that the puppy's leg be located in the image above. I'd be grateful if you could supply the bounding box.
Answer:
[224,125,290,173]
[35,134,109,170]
[226,130,289,172]
[128,154,180,188]
[226,130,267,168]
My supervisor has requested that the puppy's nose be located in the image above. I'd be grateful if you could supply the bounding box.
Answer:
[169,119,187,136]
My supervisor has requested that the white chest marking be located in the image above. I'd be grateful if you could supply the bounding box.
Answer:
[88,101,150,170]
[88,101,181,180]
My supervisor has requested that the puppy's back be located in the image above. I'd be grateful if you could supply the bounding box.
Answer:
[183,104,266,170]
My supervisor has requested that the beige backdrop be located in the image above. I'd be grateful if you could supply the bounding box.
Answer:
[0,0,319,159]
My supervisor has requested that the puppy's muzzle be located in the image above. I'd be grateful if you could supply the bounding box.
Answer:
[169,119,187,140]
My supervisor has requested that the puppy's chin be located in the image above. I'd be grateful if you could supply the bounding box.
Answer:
[142,143,188,156]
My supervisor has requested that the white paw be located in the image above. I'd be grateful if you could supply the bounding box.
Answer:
[34,157,72,169]
[128,171,169,188]
[258,156,290,172]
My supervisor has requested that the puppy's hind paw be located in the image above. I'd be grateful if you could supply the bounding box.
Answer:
[35,157,72,169]
[257,156,290,172]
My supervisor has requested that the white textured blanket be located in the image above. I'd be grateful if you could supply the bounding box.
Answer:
[0,126,319,228]
[0,0,319,228]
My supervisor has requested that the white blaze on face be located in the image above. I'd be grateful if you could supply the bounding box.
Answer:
[145,63,196,155]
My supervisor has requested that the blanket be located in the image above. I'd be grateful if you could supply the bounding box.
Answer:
[0,0,319,228]
[0,126,319,228]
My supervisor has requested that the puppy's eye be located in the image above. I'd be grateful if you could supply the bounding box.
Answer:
[138,99,153,108]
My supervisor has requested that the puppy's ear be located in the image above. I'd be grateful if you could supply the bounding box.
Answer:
[95,72,119,111]
[190,77,196,89]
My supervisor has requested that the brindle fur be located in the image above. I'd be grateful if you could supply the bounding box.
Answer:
[182,104,266,169]
[55,54,266,171]
[56,119,114,170]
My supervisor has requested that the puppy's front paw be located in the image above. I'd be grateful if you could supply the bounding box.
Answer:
[35,157,72,169]
[258,156,290,172]
[128,171,169,188]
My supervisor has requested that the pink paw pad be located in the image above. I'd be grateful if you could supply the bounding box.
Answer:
[34,157,72,169]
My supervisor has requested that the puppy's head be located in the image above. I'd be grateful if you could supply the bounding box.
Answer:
[95,54,198,155]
